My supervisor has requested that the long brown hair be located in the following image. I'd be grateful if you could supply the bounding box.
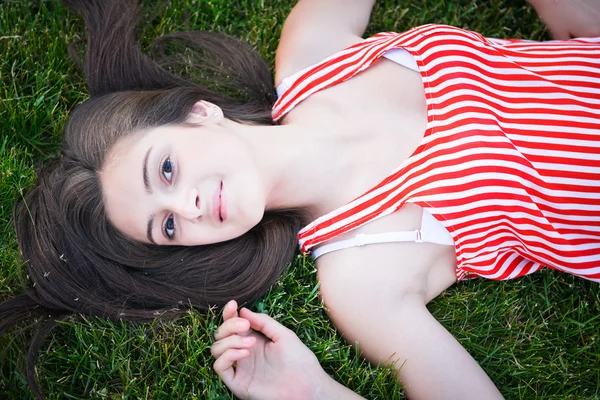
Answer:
[1,0,303,398]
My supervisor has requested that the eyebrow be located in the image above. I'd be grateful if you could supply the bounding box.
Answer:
[147,214,156,245]
[143,146,157,244]
[143,146,153,195]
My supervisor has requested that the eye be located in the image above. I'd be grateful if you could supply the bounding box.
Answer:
[163,214,176,241]
[161,157,175,183]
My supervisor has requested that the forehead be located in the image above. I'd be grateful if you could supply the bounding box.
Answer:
[103,128,151,170]
[100,129,156,242]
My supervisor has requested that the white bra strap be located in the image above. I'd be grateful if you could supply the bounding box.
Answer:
[311,230,423,259]
[311,210,454,260]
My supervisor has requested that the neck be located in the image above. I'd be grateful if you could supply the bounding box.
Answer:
[228,119,353,221]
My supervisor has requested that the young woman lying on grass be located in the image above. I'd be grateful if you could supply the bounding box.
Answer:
[1,0,599,398]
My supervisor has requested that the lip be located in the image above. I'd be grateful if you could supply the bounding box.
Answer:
[212,181,226,223]
[212,183,222,223]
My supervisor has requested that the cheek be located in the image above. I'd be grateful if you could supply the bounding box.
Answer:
[231,174,264,224]
[197,144,245,175]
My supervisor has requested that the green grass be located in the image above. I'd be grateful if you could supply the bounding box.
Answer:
[1,0,599,398]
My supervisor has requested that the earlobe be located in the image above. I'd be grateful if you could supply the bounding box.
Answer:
[189,100,224,125]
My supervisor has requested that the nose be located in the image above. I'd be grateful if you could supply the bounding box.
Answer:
[173,188,201,221]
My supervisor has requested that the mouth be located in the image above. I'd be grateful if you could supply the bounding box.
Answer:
[218,181,223,222]
[213,181,226,223]
[219,181,227,222]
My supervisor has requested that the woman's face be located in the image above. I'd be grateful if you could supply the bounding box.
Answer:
[100,102,266,246]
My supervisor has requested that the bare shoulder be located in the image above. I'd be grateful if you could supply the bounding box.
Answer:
[275,27,360,88]
[316,205,457,314]
[316,226,456,355]
[316,240,428,312]
[274,0,366,87]
[315,238,430,353]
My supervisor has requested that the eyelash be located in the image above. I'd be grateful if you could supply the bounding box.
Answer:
[163,214,176,241]
[160,156,177,241]
[161,156,175,183]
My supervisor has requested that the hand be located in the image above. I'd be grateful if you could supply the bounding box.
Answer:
[211,300,329,400]
[528,0,600,39]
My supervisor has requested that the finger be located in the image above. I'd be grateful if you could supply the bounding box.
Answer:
[211,334,256,359]
[239,308,292,343]
[222,300,239,321]
[213,348,250,387]
[214,317,251,341]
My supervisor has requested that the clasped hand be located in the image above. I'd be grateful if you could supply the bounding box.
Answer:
[211,300,329,400]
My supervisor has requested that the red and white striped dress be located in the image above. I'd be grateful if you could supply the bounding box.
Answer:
[272,24,600,282]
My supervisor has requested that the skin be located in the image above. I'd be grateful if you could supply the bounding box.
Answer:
[209,1,600,399]
[225,5,503,397]
[101,102,265,245]
[101,100,360,245]
[100,0,600,398]
[206,1,504,396]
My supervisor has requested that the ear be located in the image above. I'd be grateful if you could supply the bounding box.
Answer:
[187,100,224,125]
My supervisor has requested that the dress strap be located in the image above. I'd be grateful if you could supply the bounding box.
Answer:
[272,29,426,122]
[311,210,454,259]
[276,48,418,99]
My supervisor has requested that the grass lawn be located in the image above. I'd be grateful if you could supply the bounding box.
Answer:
[1,0,599,398]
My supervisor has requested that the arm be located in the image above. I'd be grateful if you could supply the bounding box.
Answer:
[526,0,600,39]
[314,377,365,400]
[321,286,504,399]
[275,0,376,85]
